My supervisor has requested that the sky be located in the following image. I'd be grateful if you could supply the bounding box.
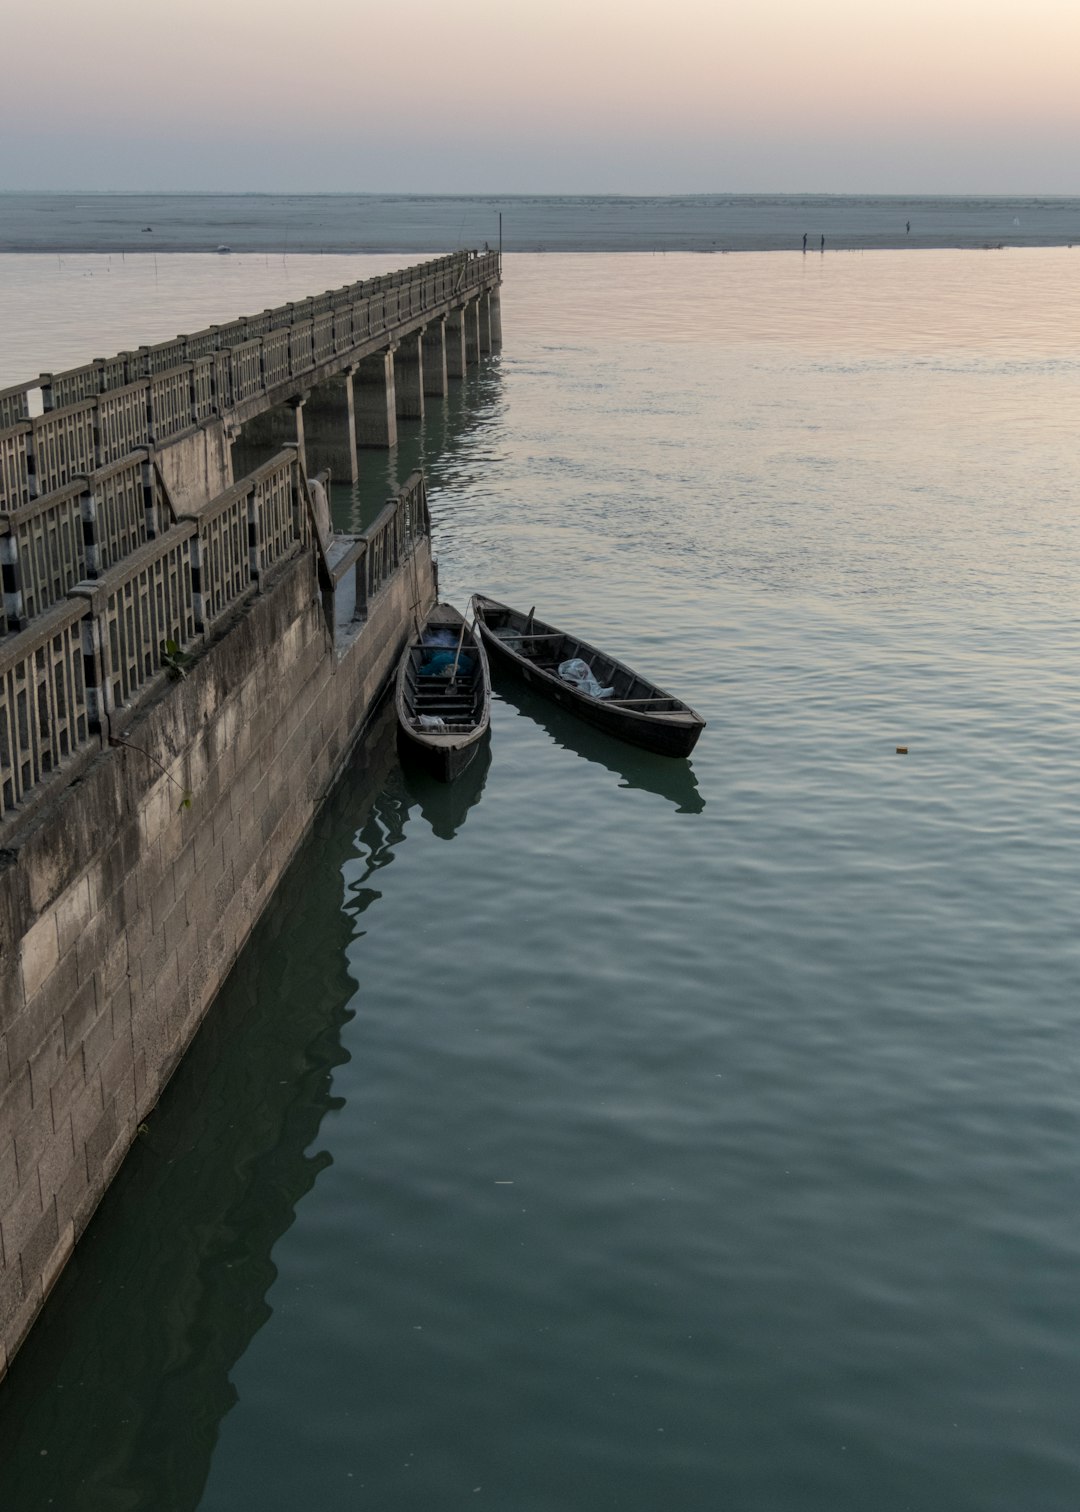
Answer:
[3,0,1079,194]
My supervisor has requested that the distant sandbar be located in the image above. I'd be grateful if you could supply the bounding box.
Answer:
[1,192,1078,254]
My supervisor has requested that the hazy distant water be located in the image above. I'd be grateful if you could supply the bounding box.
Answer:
[3,190,1080,253]
[2,249,1080,1511]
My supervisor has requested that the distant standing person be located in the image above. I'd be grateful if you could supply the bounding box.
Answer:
[802,232,808,253]
[906,220,911,235]
[820,234,825,252]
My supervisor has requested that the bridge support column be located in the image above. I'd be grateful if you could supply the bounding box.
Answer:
[465,298,482,367]
[356,346,398,448]
[231,393,306,478]
[445,309,467,379]
[422,319,448,398]
[395,334,425,421]
[304,367,358,483]
[479,289,502,353]
[487,286,503,349]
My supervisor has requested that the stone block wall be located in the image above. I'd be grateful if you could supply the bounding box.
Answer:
[0,541,433,1376]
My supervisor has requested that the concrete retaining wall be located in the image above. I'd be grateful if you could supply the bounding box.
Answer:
[0,541,434,1377]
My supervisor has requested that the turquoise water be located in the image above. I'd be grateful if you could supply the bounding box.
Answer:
[3,250,1080,1509]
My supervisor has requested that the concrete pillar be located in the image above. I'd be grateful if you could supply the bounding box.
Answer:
[293,398,307,474]
[445,308,467,379]
[465,298,481,367]
[488,286,503,349]
[395,333,425,421]
[231,394,306,479]
[304,367,358,483]
[355,346,398,449]
[422,319,448,398]
[478,294,493,354]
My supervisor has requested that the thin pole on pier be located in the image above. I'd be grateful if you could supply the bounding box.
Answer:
[499,212,503,270]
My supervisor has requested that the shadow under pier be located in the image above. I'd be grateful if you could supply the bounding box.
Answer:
[0,705,411,1512]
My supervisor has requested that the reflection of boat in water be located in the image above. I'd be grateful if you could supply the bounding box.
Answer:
[399,738,492,839]
[495,680,704,814]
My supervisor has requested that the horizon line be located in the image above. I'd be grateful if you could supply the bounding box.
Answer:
[3,188,1080,202]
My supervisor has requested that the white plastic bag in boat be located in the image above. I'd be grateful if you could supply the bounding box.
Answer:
[557,658,614,699]
[418,715,447,731]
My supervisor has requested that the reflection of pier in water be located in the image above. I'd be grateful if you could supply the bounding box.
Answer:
[333,358,507,535]
[495,680,705,814]
[0,708,413,1512]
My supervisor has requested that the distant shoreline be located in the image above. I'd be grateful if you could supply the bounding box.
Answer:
[4,237,1070,252]
[1,191,1079,255]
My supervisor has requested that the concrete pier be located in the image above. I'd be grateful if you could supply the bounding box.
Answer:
[422,320,448,398]
[465,298,482,367]
[395,334,425,421]
[480,289,503,354]
[445,308,467,379]
[0,248,502,1379]
[488,287,503,349]
[305,369,359,483]
[232,396,306,479]
[355,348,398,449]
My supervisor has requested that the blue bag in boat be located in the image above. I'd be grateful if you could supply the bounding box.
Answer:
[420,650,475,678]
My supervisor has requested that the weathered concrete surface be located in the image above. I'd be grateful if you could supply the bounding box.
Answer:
[231,400,305,481]
[487,286,503,349]
[156,421,233,513]
[305,371,358,483]
[0,541,434,1378]
[422,319,448,398]
[395,334,425,421]
[464,298,481,367]
[355,349,397,449]
[445,309,467,380]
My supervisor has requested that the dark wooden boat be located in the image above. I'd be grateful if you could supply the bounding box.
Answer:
[473,594,705,758]
[395,602,491,781]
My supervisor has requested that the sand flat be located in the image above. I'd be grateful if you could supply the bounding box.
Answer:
[2,191,1079,253]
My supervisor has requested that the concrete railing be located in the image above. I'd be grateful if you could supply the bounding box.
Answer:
[0,597,89,814]
[0,250,499,523]
[1,452,173,637]
[0,456,431,823]
[327,471,430,622]
[0,250,496,489]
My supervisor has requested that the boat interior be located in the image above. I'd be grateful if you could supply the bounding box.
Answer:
[479,601,684,713]
[402,628,486,733]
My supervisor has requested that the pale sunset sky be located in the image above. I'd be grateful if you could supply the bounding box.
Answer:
[3,0,1077,193]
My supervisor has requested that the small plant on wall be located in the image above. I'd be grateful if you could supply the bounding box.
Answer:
[161,639,195,680]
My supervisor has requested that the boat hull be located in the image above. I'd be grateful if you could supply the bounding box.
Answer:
[397,721,488,782]
[474,596,704,758]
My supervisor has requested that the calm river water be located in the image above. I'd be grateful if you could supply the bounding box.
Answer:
[2,249,1080,1510]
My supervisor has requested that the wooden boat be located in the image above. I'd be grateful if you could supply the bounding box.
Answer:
[473,594,705,758]
[395,602,491,781]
